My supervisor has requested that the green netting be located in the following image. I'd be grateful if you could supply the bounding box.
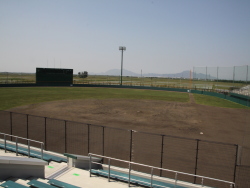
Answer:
[203,91,225,99]
[193,67,207,79]
[190,90,203,94]
[230,93,250,100]
[217,67,234,81]
[207,67,218,80]
[235,66,248,81]
[194,65,249,82]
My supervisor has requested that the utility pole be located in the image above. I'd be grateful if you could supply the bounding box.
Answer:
[119,46,126,85]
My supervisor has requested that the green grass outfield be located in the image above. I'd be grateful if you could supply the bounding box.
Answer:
[0,87,247,110]
[193,94,249,109]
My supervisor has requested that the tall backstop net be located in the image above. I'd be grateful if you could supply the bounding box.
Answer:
[193,65,250,95]
[36,68,73,86]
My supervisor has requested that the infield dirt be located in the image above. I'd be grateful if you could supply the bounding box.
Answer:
[6,93,250,187]
[9,93,249,146]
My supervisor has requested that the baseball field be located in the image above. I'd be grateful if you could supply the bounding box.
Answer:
[0,86,249,187]
[1,87,249,145]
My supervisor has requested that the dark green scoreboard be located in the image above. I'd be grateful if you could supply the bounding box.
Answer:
[36,68,73,86]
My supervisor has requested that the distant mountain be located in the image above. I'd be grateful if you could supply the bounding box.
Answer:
[106,69,139,76]
[90,69,196,78]
[89,69,216,79]
[90,69,138,76]
[147,70,191,78]
[193,73,216,79]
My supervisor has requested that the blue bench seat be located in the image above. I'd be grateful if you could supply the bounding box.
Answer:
[48,179,81,188]
[27,179,57,188]
[0,143,66,163]
[91,169,187,188]
[0,180,29,188]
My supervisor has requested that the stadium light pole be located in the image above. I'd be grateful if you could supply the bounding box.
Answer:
[119,46,126,85]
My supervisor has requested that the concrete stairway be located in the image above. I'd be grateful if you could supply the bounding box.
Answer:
[0,148,136,188]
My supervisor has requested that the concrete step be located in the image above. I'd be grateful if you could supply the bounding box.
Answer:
[45,161,68,178]
[1,148,67,180]
[0,148,143,187]
[15,179,30,186]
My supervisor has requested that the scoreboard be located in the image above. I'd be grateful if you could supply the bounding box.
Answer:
[36,68,73,86]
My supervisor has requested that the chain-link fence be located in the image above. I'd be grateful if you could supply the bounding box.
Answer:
[193,65,250,96]
[0,72,35,84]
[0,72,193,88]
[1,110,248,187]
[1,66,250,96]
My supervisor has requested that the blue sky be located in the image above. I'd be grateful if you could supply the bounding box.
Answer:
[0,0,250,74]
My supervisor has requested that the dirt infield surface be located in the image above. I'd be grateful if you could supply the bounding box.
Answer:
[6,92,250,187]
[9,93,249,146]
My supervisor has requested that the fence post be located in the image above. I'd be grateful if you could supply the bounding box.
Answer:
[10,112,12,140]
[102,126,105,156]
[44,117,47,150]
[233,66,235,84]
[26,114,29,144]
[217,66,219,82]
[87,124,90,154]
[233,144,239,186]
[194,139,200,184]
[160,135,164,177]
[65,120,67,153]
[246,65,248,83]
[129,130,133,162]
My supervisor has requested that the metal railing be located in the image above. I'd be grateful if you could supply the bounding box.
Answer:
[0,132,44,160]
[89,153,235,188]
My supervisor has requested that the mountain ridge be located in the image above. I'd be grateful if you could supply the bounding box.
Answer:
[90,69,193,78]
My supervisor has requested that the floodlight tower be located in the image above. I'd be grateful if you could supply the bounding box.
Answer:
[119,46,126,85]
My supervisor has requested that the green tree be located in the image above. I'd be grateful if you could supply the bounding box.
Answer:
[78,71,88,78]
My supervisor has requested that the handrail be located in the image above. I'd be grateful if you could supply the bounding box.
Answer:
[0,132,44,160]
[89,153,235,188]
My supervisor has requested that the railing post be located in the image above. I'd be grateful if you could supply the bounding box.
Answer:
[89,154,92,177]
[175,172,178,187]
[26,114,29,145]
[16,137,18,156]
[88,124,90,154]
[102,126,105,156]
[194,139,200,184]
[108,158,111,182]
[128,163,131,187]
[28,140,30,158]
[44,117,47,150]
[65,120,67,153]
[4,134,6,153]
[10,112,12,141]
[160,135,164,176]
[150,167,154,188]
[41,143,44,160]
[129,130,133,162]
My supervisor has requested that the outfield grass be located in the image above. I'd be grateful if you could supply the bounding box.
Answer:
[0,87,247,110]
[193,94,249,109]
[0,87,189,110]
